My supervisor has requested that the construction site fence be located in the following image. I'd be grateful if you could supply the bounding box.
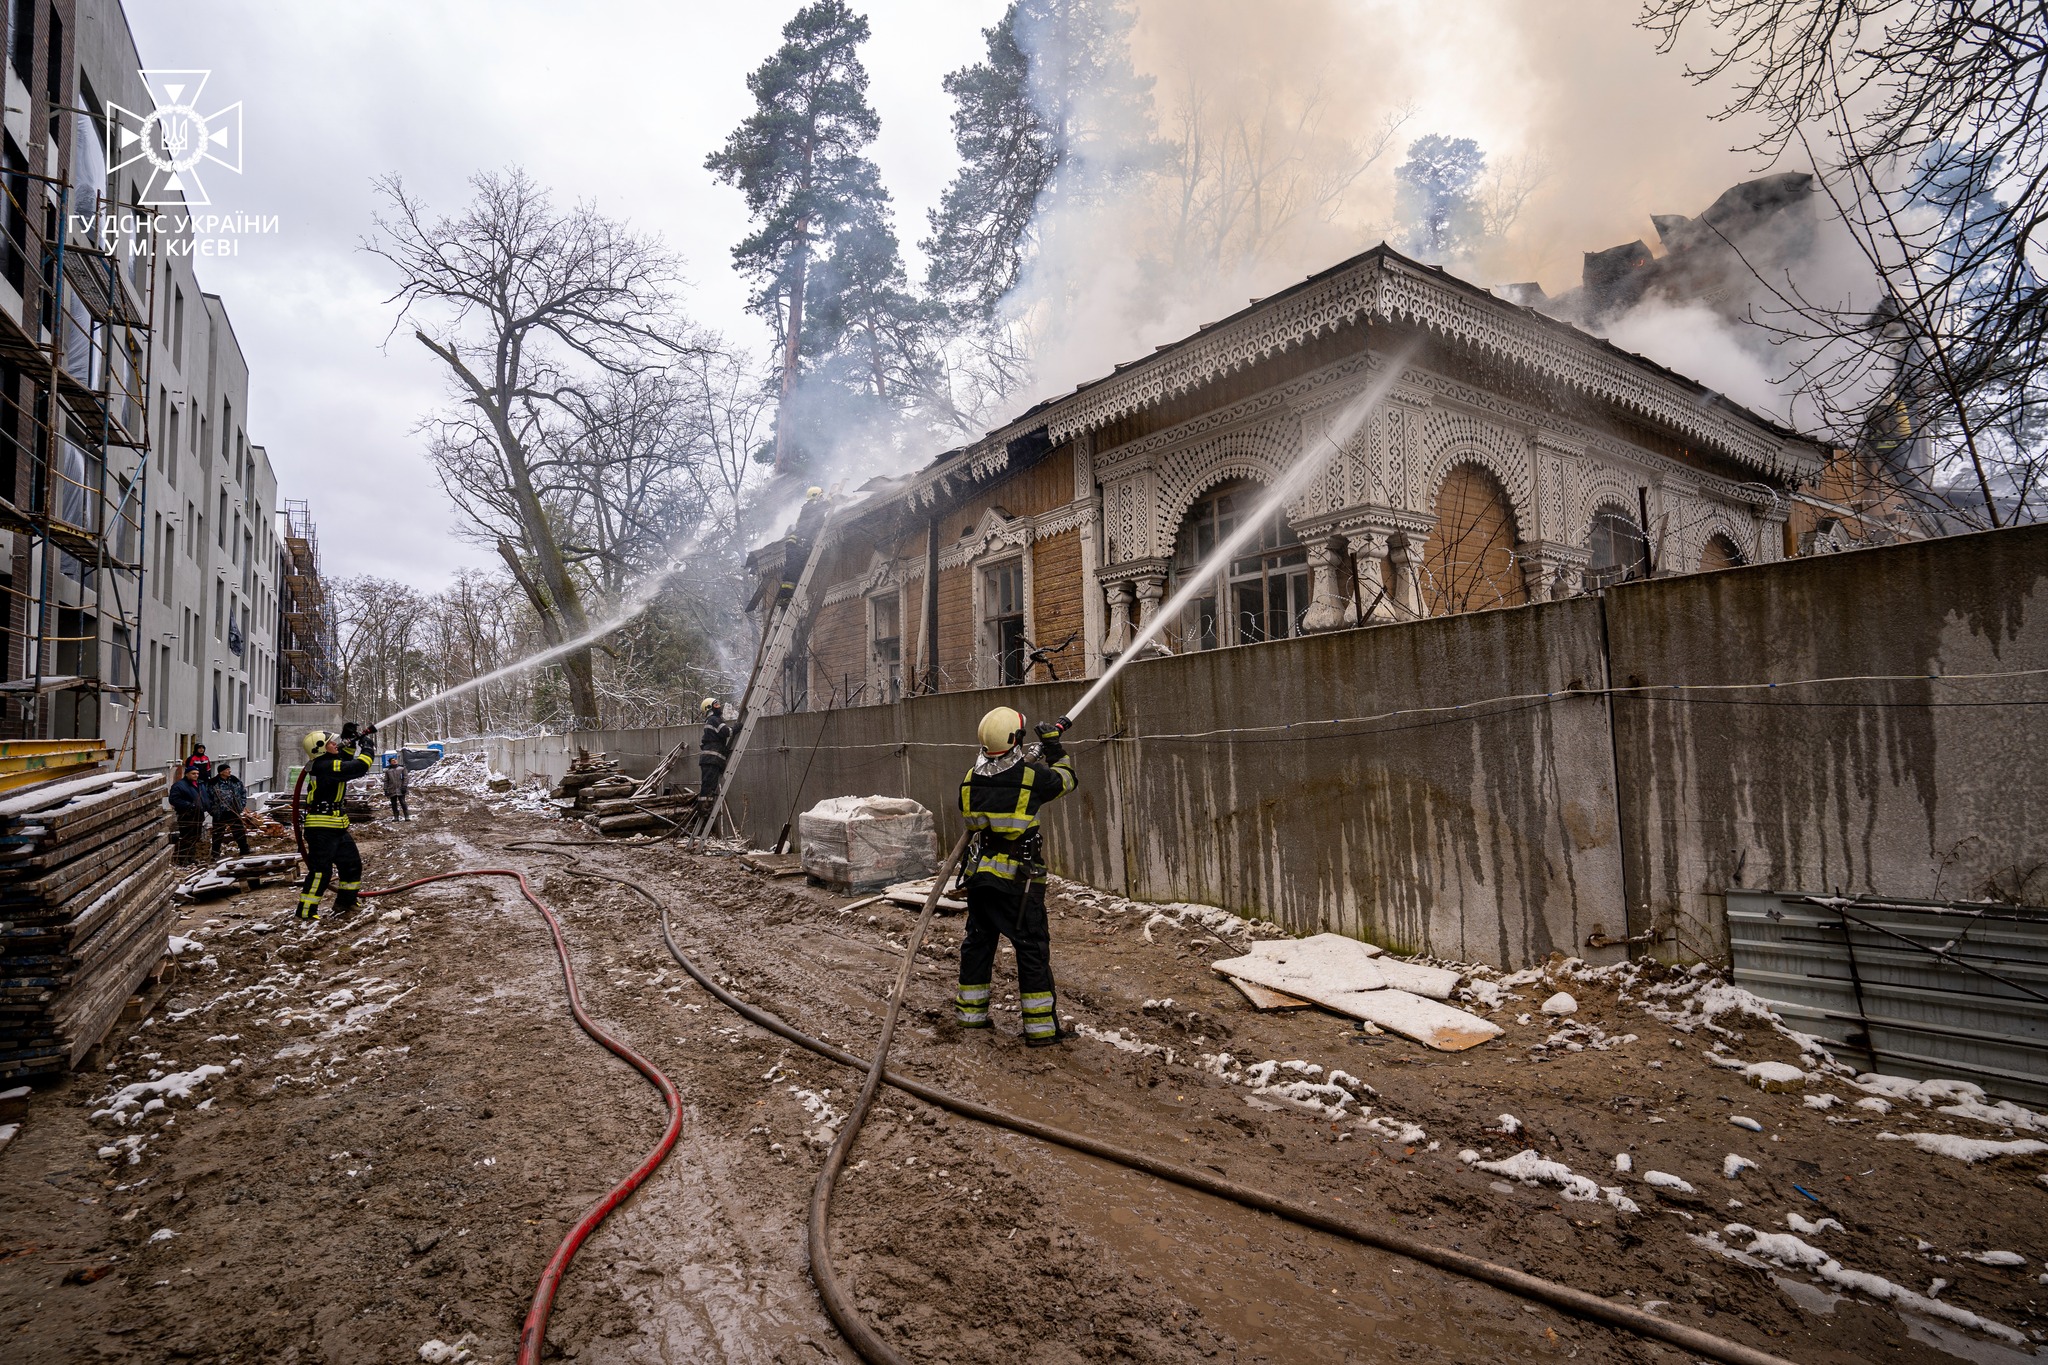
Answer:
[479,523,2048,972]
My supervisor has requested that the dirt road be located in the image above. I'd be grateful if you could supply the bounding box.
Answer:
[1,791,2042,1363]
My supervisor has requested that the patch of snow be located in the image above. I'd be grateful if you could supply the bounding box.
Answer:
[1969,1251,2026,1267]
[1706,1224,2029,1347]
[1723,1154,1758,1179]
[1496,1113,1521,1135]
[1803,1093,1841,1110]
[1856,1097,1892,1114]
[165,935,203,957]
[147,1228,175,1244]
[1460,979,1504,1010]
[1461,1148,1639,1213]
[1613,1153,1632,1173]
[1730,1115,1764,1132]
[1071,1023,1175,1065]
[1876,1132,2048,1163]
[1787,1213,1844,1236]
[1360,1114,1428,1145]
[1938,1098,2048,1134]
[1744,1061,1806,1092]
[1539,992,1577,1016]
[1645,1170,1695,1194]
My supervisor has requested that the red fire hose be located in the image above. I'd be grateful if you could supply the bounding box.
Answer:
[290,766,684,1365]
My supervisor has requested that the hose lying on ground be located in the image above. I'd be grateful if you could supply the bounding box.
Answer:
[357,868,685,1365]
[504,840,1800,1365]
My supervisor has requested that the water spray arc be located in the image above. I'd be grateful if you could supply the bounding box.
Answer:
[374,526,720,731]
[1062,342,1419,725]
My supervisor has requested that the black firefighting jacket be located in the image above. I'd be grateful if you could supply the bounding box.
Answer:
[958,737,1077,900]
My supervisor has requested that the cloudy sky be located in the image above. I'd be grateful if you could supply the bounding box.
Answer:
[123,0,1767,587]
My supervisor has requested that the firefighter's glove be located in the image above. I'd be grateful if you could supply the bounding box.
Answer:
[1034,721,1067,761]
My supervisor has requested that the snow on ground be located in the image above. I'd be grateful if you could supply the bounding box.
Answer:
[1698,1223,2031,1346]
[1458,1148,1639,1213]
[1876,1132,2048,1163]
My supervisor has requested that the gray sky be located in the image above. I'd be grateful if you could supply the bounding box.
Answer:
[123,0,1004,584]
[122,1,1764,588]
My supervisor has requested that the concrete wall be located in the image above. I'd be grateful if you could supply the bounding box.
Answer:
[483,525,2047,971]
[1607,523,2048,958]
[720,600,1628,967]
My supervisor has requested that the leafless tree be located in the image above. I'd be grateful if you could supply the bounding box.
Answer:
[1480,152,1551,240]
[1166,78,1413,275]
[366,167,692,726]
[332,575,426,728]
[1642,0,2048,529]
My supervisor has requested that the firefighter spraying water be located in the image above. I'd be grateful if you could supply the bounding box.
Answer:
[294,721,380,921]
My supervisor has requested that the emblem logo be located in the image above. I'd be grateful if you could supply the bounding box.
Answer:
[108,70,242,207]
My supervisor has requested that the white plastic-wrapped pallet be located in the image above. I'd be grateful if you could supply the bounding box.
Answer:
[798,796,937,891]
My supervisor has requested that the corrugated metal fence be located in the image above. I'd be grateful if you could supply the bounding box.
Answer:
[1728,890,2048,1105]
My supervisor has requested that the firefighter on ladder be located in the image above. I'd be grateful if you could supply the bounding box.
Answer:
[774,486,828,608]
[697,697,733,807]
[296,723,376,921]
[955,707,1075,1047]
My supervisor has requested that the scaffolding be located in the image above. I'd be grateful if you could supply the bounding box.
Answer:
[277,498,335,703]
[0,111,153,765]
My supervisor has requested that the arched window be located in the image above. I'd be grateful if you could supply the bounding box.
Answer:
[1168,480,1310,651]
[1699,532,1746,572]
[1584,505,1649,589]
[1423,463,1528,615]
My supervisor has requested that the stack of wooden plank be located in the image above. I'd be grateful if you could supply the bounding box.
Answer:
[582,790,697,836]
[0,739,115,795]
[552,752,626,809]
[0,772,176,1078]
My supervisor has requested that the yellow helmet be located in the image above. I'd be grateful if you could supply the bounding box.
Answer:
[806,485,823,501]
[301,729,331,758]
[977,706,1026,754]
[701,697,722,714]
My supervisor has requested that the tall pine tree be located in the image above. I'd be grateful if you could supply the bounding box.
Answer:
[708,0,923,474]
[922,0,1154,322]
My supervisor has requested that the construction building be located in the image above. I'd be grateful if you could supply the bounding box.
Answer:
[0,1,288,784]
[276,497,334,706]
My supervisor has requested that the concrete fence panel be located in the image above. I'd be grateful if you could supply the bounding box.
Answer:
[1605,523,2048,960]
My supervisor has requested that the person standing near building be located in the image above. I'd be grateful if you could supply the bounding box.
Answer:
[182,744,209,778]
[697,698,734,806]
[167,767,207,865]
[207,762,250,860]
[955,708,1076,1047]
[383,754,411,821]
[297,725,375,922]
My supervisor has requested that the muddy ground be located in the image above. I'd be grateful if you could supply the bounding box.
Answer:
[1,788,2044,1364]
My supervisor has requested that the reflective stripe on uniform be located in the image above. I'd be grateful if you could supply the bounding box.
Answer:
[1020,991,1057,1040]
[335,880,361,892]
[955,982,991,1027]
[305,813,349,829]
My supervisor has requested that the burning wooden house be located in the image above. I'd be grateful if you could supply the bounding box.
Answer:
[754,239,1825,712]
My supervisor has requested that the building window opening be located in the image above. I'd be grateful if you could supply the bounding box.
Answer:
[1170,480,1309,650]
[1700,532,1746,572]
[871,593,901,702]
[984,559,1027,685]
[1585,506,1650,589]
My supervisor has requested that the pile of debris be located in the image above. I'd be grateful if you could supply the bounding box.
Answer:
[1211,934,1503,1052]
[0,772,177,1078]
[554,750,696,836]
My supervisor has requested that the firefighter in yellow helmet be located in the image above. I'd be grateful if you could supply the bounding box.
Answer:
[296,723,376,921]
[955,706,1076,1046]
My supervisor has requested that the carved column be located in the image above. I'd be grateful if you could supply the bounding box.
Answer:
[1133,573,1167,647]
[1301,539,1355,633]
[1515,539,1591,602]
[1390,532,1429,619]
[1100,581,1133,658]
[1348,531,1396,623]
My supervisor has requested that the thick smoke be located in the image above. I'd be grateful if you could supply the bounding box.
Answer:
[993,0,1873,431]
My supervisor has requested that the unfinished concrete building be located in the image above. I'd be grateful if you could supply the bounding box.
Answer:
[764,241,1822,711]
